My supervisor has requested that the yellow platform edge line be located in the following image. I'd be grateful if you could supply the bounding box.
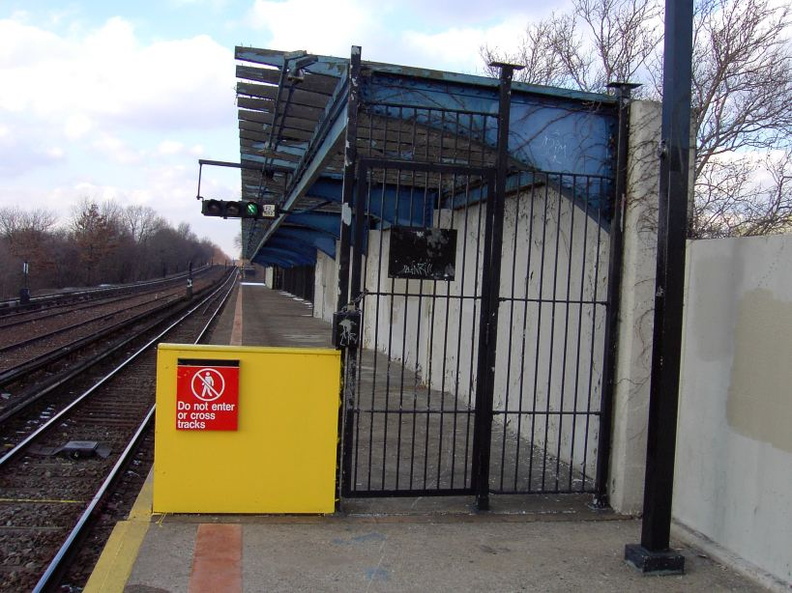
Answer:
[230,283,243,346]
[83,471,154,593]
[157,342,338,356]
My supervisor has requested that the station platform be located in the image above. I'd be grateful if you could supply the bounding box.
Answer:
[84,281,775,593]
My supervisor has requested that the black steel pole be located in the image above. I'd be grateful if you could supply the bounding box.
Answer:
[472,62,521,511]
[336,45,362,510]
[336,46,361,311]
[624,0,693,575]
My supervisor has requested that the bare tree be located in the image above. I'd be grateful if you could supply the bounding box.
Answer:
[0,206,59,293]
[122,204,167,245]
[482,0,792,238]
[0,206,58,241]
[694,150,792,236]
[482,0,663,92]
[69,198,131,285]
[1,199,222,290]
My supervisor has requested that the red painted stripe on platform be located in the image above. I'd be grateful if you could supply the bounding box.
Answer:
[189,524,242,593]
[230,286,244,346]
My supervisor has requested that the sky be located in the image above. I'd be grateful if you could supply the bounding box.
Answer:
[0,0,556,260]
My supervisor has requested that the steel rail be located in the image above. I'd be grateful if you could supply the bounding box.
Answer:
[26,269,237,592]
[0,264,214,317]
[0,291,183,355]
[31,407,156,593]
[0,269,237,468]
[0,269,232,390]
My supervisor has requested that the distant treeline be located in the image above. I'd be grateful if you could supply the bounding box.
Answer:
[0,199,228,299]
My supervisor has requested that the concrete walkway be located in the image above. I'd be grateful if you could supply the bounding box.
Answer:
[86,283,775,593]
[118,491,771,592]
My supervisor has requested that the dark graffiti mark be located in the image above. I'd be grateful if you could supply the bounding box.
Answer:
[333,310,361,349]
[388,227,457,281]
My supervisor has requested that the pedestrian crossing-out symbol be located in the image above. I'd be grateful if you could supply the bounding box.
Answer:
[191,368,225,402]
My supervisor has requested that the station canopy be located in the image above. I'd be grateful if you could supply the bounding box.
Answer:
[233,46,619,268]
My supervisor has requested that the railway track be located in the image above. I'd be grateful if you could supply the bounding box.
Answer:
[0,266,229,421]
[0,267,213,318]
[0,267,238,592]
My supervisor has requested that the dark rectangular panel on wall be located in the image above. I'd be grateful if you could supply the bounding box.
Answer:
[388,227,457,281]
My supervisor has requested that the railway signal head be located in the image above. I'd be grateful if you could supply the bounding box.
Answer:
[201,199,273,219]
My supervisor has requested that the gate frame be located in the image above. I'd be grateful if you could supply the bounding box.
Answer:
[340,158,497,500]
[333,56,628,509]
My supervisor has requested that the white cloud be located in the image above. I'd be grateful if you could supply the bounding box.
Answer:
[246,0,551,75]
[0,13,242,256]
[64,114,94,140]
[247,0,375,58]
[0,16,236,130]
[0,117,67,177]
[91,132,144,165]
[399,19,530,75]
[158,140,186,155]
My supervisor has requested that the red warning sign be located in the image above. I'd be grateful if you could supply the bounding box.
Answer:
[176,359,239,431]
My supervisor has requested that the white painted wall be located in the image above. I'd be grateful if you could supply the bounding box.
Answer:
[354,187,611,482]
[489,187,610,479]
[674,234,792,587]
[608,100,661,513]
[313,248,338,323]
[263,266,274,287]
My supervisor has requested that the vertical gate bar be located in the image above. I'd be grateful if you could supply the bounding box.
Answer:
[542,172,564,489]
[594,83,636,506]
[582,187,606,489]
[363,114,385,492]
[579,180,596,491]
[339,45,362,499]
[337,46,361,319]
[436,170,455,490]
[529,177,550,489]
[517,176,539,491]
[349,166,369,492]
[461,130,491,489]
[422,118,446,488]
[369,167,389,491]
[472,63,520,510]
[472,172,497,506]
[422,170,441,488]
[555,172,577,491]
[366,168,383,489]
[408,182,425,488]
[498,167,522,492]
[457,114,475,491]
[413,170,428,488]
[448,172,472,488]
[384,165,399,490]
[569,177,592,490]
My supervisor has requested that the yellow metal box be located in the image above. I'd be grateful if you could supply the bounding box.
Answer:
[153,344,340,514]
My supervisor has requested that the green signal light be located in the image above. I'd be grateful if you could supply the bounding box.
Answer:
[245,202,260,217]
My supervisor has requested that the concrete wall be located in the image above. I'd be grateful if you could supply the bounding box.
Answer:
[313,248,338,324]
[674,234,792,587]
[489,187,610,479]
[263,266,275,287]
[607,100,661,513]
[354,186,611,481]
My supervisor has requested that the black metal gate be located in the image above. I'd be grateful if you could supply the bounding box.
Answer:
[339,159,615,503]
[341,160,496,498]
[334,60,623,507]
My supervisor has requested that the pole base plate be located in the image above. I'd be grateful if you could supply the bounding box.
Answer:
[624,544,685,575]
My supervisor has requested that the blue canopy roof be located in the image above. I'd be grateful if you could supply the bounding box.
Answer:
[233,47,619,268]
